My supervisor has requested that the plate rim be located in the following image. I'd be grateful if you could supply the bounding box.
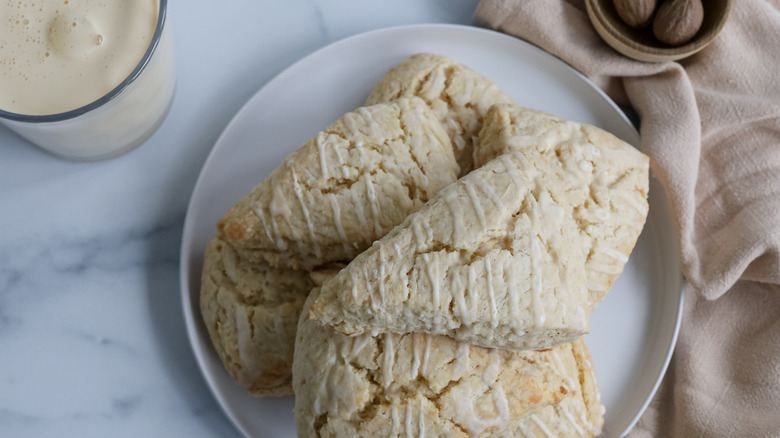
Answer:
[179,22,683,438]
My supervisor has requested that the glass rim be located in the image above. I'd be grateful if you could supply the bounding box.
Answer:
[0,0,168,123]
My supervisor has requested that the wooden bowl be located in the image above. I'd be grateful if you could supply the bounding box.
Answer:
[585,0,732,62]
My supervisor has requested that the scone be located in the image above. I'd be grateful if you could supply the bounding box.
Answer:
[311,151,589,350]
[202,99,459,395]
[514,339,604,437]
[367,53,515,176]
[294,290,604,437]
[476,104,650,308]
[217,97,459,270]
[200,239,312,395]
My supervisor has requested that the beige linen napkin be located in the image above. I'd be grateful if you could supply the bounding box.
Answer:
[475,0,780,436]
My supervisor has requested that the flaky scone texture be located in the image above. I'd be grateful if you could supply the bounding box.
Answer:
[200,238,313,395]
[202,98,458,396]
[476,104,650,308]
[367,53,515,176]
[217,97,458,270]
[513,338,605,437]
[311,152,589,350]
[294,290,601,438]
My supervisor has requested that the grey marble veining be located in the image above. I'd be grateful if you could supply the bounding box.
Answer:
[0,1,479,437]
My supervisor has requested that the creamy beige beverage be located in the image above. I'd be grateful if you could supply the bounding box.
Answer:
[0,0,175,161]
[1,0,158,115]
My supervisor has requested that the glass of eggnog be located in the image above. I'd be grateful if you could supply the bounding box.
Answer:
[0,0,175,161]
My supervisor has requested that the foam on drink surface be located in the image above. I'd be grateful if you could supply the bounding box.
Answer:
[0,0,158,115]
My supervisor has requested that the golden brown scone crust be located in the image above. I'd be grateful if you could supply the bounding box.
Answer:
[477,104,650,309]
[367,53,515,176]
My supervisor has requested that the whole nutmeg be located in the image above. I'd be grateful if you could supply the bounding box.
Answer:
[652,0,704,46]
[614,0,657,28]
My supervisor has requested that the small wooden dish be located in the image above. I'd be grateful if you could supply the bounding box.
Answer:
[585,0,732,62]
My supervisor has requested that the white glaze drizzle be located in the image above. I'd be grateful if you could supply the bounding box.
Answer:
[356,107,382,137]
[485,258,498,329]
[551,350,576,389]
[313,344,337,415]
[587,262,624,275]
[445,191,465,242]
[315,132,329,179]
[455,342,470,375]
[599,247,629,263]
[423,220,434,243]
[411,215,428,251]
[268,210,287,251]
[472,174,505,209]
[364,172,383,238]
[350,268,360,300]
[517,422,535,438]
[418,396,425,438]
[530,414,555,438]
[421,253,440,326]
[454,384,510,435]
[364,266,379,313]
[378,244,387,306]
[405,402,413,438]
[530,237,546,327]
[447,117,466,151]
[393,243,409,290]
[351,334,370,358]
[383,333,395,387]
[464,180,487,229]
[619,192,649,216]
[500,153,525,190]
[467,263,478,326]
[452,273,469,327]
[351,188,371,245]
[391,404,400,436]
[411,333,421,379]
[329,136,349,179]
[483,349,500,384]
[559,403,586,436]
[291,169,321,259]
[329,195,351,253]
[504,258,523,335]
[421,336,431,375]
[253,207,274,242]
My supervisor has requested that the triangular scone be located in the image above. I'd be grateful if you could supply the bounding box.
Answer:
[515,339,605,437]
[200,238,313,395]
[311,152,589,350]
[294,289,580,438]
[218,97,458,270]
[476,104,650,308]
[366,53,515,176]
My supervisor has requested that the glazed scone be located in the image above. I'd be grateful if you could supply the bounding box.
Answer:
[514,339,604,437]
[294,290,585,438]
[366,53,515,175]
[199,238,312,395]
[202,99,458,395]
[217,97,458,270]
[476,104,650,308]
[311,151,589,350]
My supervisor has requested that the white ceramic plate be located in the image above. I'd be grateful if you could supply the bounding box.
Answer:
[180,24,682,438]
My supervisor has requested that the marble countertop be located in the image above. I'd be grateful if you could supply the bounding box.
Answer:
[0,1,479,437]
